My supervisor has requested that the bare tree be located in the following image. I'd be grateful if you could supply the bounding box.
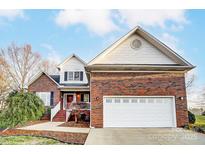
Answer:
[40,59,59,75]
[185,71,196,92]
[0,43,41,92]
[186,73,196,89]
[0,57,11,109]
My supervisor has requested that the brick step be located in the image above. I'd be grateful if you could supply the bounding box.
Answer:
[52,118,65,122]
[52,110,66,122]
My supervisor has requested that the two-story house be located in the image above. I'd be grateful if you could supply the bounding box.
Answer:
[28,54,90,121]
[28,26,194,128]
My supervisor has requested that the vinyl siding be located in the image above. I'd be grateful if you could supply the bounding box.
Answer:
[96,34,177,65]
[59,57,88,84]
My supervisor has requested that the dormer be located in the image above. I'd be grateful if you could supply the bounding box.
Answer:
[57,54,88,84]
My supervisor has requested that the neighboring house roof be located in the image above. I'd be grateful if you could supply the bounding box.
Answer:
[57,54,87,69]
[27,71,60,87]
[87,26,195,71]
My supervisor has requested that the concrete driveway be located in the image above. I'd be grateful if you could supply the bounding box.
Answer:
[85,128,205,145]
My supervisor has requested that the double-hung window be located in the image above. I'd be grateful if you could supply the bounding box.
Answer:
[36,92,51,106]
[68,72,73,80]
[66,71,83,81]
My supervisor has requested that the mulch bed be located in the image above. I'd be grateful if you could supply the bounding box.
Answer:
[0,129,88,145]
[59,121,90,128]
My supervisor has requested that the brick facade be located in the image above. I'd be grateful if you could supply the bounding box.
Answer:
[28,73,60,105]
[90,72,188,128]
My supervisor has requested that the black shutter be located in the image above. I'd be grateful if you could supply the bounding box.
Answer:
[81,94,84,102]
[80,71,83,81]
[64,72,68,81]
[50,92,54,106]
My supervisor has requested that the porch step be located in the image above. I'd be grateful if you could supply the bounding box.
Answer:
[52,110,66,122]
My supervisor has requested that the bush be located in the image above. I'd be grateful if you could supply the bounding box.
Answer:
[188,111,196,124]
[0,92,45,128]
[191,125,205,133]
[201,111,205,116]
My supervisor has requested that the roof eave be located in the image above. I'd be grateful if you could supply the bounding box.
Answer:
[86,65,195,72]
[57,54,87,69]
[27,71,60,87]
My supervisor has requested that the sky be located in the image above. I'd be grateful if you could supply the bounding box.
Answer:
[0,9,204,91]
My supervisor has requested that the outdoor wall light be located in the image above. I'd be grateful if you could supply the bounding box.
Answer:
[179,96,184,100]
[96,96,99,101]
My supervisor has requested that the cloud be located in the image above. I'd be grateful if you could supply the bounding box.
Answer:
[0,10,25,20]
[55,10,119,36]
[159,32,183,54]
[41,43,62,64]
[117,10,188,29]
[54,10,189,36]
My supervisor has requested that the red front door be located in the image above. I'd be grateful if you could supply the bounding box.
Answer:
[67,95,73,108]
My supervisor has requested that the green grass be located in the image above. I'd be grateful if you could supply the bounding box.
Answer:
[0,136,67,145]
[195,115,205,130]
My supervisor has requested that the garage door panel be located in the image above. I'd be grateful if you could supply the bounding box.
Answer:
[103,96,176,127]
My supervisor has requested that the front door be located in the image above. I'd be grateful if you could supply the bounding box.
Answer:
[67,95,73,108]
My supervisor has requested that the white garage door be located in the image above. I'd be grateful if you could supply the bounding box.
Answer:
[103,96,176,127]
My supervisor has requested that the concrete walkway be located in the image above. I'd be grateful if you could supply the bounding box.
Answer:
[85,128,205,145]
[17,122,90,133]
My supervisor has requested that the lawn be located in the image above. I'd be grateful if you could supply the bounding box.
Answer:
[0,136,67,145]
[195,115,205,130]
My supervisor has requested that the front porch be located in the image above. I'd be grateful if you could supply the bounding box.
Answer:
[61,91,90,110]
[50,90,90,123]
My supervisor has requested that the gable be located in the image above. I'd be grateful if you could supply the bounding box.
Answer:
[61,56,85,71]
[59,56,88,84]
[58,54,86,69]
[96,34,177,65]
[28,73,59,90]
[88,26,194,71]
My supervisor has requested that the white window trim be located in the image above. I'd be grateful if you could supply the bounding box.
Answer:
[36,92,51,106]
[84,94,89,102]
[67,71,83,81]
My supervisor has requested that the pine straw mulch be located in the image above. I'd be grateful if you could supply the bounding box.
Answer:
[0,129,88,145]
[58,121,90,128]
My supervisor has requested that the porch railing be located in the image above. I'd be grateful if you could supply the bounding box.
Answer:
[50,101,61,121]
[69,102,90,110]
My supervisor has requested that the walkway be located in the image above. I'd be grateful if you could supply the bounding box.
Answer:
[17,122,90,133]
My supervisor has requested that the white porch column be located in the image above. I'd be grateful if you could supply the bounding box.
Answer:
[73,93,77,102]
[63,94,66,110]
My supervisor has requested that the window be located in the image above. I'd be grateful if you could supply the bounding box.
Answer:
[123,99,129,103]
[114,98,121,103]
[68,72,73,80]
[64,72,68,81]
[139,98,146,103]
[36,92,51,106]
[50,92,54,106]
[84,94,89,102]
[74,72,80,80]
[106,98,112,103]
[66,71,84,81]
[147,98,154,103]
[131,98,138,103]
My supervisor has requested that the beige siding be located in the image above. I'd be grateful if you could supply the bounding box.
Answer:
[60,57,88,84]
[97,34,177,65]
